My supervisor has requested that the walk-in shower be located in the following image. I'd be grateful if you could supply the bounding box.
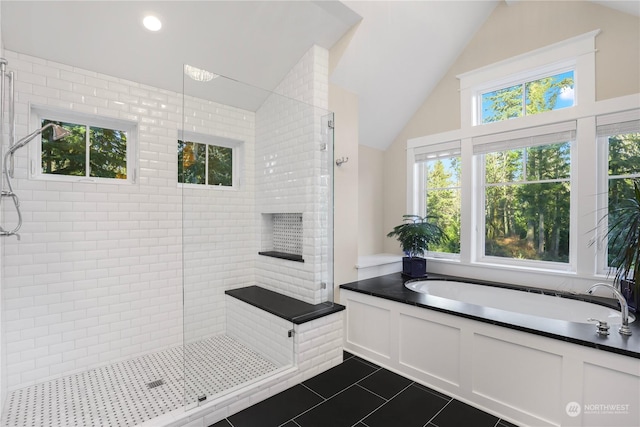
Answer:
[0,48,335,426]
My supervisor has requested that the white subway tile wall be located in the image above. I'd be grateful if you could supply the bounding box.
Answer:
[255,46,331,305]
[225,296,293,368]
[0,49,256,391]
[2,43,334,396]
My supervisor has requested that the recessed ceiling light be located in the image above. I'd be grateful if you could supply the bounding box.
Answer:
[143,15,162,32]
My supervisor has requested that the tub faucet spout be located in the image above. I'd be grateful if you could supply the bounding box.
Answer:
[587,283,632,336]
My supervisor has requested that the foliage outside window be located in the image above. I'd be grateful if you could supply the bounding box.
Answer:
[178,139,233,187]
[423,155,461,254]
[606,131,640,267]
[483,142,571,263]
[41,119,127,179]
[481,70,574,124]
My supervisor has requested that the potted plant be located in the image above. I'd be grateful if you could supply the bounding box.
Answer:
[387,214,445,278]
[600,179,640,313]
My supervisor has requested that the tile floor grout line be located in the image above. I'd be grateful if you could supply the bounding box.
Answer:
[290,383,362,423]
[300,382,328,401]
[350,381,415,426]
[422,398,453,427]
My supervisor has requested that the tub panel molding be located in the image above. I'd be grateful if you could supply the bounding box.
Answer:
[341,289,640,427]
[581,362,640,427]
[345,299,391,359]
[471,333,563,425]
[398,313,461,386]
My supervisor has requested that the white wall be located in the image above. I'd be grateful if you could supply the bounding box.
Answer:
[357,145,384,256]
[255,45,331,305]
[329,84,359,286]
[0,43,331,391]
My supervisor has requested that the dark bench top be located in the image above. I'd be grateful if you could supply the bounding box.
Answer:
[226,285,345,324]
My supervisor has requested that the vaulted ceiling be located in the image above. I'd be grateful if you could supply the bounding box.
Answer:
[2,1,638,150]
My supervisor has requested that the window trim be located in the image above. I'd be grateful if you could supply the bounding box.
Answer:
[29,105,138,184]
[178,131,242,190]
[476,63,576,125]
[413,141,462,260]
[595,109,640,276]
[457,30,599,131]
[406,31,640,284]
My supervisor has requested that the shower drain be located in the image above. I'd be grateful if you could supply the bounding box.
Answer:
[147,379,165,389]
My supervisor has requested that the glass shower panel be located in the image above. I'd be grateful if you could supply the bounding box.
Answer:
[320,113,335,305]
[181,65,333,410]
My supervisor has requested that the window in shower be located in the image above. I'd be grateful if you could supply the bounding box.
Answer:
[178,133,241,188]
[596,112,640,271]
[475,122,574,266]
[31,108,136,183]
[413,140,461,256]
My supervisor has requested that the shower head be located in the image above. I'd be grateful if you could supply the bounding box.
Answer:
[51,124,71,141]
[6,123,70,156]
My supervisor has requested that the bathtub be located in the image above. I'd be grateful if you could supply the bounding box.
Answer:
[340,275,640,426]
[405,280,635,325]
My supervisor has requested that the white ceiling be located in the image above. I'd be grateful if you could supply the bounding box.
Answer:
[1,1,638,151]
[330,0,499,149]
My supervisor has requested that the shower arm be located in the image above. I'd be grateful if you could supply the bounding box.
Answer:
[1,122,70,239]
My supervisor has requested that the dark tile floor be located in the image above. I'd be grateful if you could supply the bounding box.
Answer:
[210,352,519,427]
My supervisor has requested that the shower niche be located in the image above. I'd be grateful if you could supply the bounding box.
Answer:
[259,213,304,262]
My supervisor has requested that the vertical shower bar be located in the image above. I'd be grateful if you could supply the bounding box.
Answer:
[8,71,15,178]
[0,59,7,186]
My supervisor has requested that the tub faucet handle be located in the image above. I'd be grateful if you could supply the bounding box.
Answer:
[587,318,610,336]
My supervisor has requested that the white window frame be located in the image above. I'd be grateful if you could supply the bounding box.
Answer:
[412,140,462,260]
[595,109,640,276]
[458,30,599,133]
[476,62,576,126]
[178,131,242,190]
[473,121,577,271]
[29,105,138,184]
[406,30,639,285]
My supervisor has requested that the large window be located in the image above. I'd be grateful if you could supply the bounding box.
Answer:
[31,109,135,183]
[475,124,575,265]
[178,133,240,188]
[414,142,461,255]
[598,118,640,268]
[481,70,574,124]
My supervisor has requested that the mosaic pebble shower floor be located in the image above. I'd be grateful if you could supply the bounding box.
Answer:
[2,335,279,427]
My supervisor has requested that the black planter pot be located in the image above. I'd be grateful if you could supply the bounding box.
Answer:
[620,279,639,314]
[402,256,427,278]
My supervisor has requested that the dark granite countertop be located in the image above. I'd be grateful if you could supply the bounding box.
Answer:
[226,285,345,324]
[340,273,640,359]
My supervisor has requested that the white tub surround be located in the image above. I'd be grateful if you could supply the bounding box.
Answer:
[355,253,402,280]
[340,274,639,427]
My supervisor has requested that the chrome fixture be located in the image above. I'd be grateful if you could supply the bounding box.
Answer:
[587,283,632,336]
[184,64,219,82]
[335,156,349,167]
[587,318,610,336]
[1,123,71,239]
